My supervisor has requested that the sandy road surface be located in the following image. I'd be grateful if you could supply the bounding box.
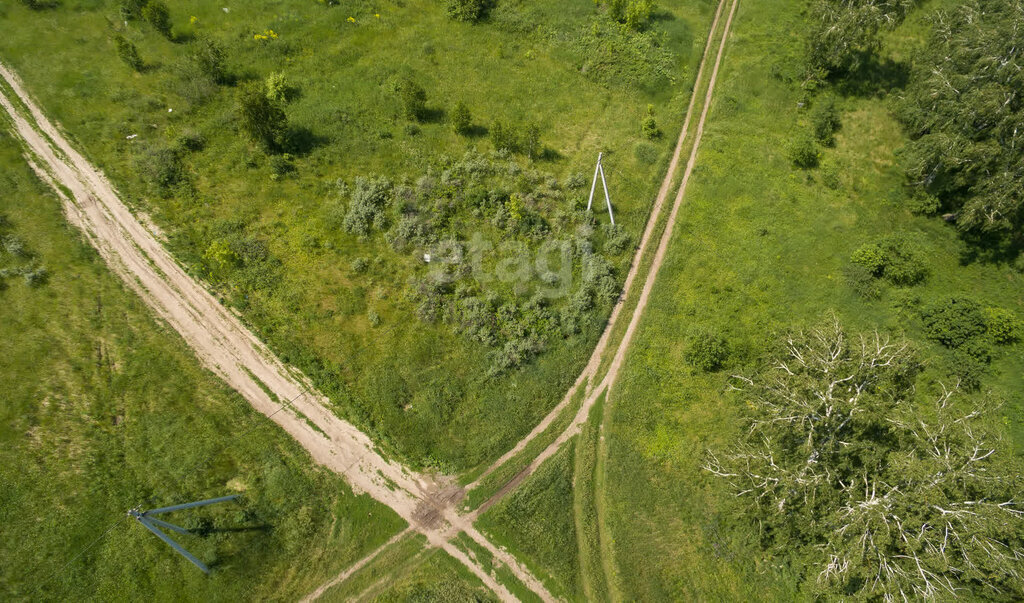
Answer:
[468,0,738,508]
[0,63,551,602]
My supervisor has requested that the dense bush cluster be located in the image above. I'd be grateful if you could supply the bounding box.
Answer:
[684,328,729,372]
[849,233,929,286]
[325,152,627,375]
[805,0,915,80]
[920,296,1021,389]
[895,1,1024,250]
[445,0,495,23]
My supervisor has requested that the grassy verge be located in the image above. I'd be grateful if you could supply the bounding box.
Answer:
[476,439,580,600]
[317,533,425,602]
[602,0,1024,599]
[573,391,610,602]
[0,130,406,599]
[462,379,585,510]
[450,532,540,603]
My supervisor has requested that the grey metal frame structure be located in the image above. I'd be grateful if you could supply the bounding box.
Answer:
[128,495,240,573]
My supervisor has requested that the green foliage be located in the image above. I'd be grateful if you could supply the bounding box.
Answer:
[445,0,494,23]
[850,234,929,286]
[134,142,183,196]
[489,120,542,157]
[684,328,728,372]
[342,176,392,236]
[895,1,1024,248]
[641,105,660,139]
[113,35,143,71]
[809,95,839,146]
[984,307,1023,345]
[398,77,428,121]
[624,0,655,31]
[265,71,288,103]
[119,0,146,20]
[707,319,1024,600]
[921,296,987,348]
[189,36,228,85]
[236,81,288,150]
[805,0,914,79]
[451,101,472,135]
[788,133,819,168]
[268,153,294,178]
[142,0,173,39]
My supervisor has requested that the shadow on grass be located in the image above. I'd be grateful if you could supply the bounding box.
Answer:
[833,57,909,98]
[282,126,329,156]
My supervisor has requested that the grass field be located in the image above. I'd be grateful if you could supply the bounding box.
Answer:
[0,0,718,472]
[0,129,406,600]
[600,0,1024,598]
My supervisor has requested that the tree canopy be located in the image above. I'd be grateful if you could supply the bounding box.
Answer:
[706,318,1024,600]
[895,1,1024,251]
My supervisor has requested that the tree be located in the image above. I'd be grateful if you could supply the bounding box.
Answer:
[398,78,428,121]
[451,101,472,136]
[113,35,143,72]
[705,317,1024,600]
[805,0,916,79]
[236,81,287,150]
[895,0,1024,249]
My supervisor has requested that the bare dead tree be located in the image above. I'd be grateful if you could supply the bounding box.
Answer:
[705,317,1024,600]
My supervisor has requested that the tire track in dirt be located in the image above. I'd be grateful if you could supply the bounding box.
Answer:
[0,63,550,603]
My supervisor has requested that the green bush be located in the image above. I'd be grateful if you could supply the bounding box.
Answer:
[921,297,987,348]
[906,188,941,216]
[445,0,493,23]
[850,234,929,286]
[142,1,173,39]
[788,133,819,168]
[343,176,392,236]
[134,142,183,196]
[350,257,369,273]
[189,37,228,85]
[237,81,288,149]
[685,328,728,371]
[265,71,289,103]
[641,115,660,139]
[397,78,427,121]
[984,307,1022,345]
[451,101,471,135]
[113,35,143,71]
[175,128,205,152]
[810,96,840,146]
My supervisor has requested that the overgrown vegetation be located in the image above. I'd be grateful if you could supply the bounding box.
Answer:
[706,318,1024,600]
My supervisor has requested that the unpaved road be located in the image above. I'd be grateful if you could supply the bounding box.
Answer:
[469,0,739,510]
[0,63,551,603]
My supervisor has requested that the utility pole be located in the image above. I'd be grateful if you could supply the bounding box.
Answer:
[587,152,615,225]
[128,495,240,574]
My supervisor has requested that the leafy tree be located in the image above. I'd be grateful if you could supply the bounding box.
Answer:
[490,120,516,153]
[142,1,173,39]
[810,95,840,145]
[641,103,661,139]
[608,0,627,23]
[113,35,143,71]
[983,307,1022,345]
[706,318,1024,600]
[624,0,655,31]
[236,81,288,150]
[445,0,494,23]
[850,234,929,286]
[451,101,472,136]
[895,1,1024,249]
[397,78,428,121]
[805,0,916,79]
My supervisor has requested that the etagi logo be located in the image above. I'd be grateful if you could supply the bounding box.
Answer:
[422,231,577,299]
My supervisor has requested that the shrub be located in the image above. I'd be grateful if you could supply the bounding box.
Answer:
[843,263,882,300]
[984,307,1022,345]
[625,0,655,31]
[142,1,173,39]
[906,188,941,216]
[922,297,987,348]
[641,116,660,139]
[446,0,493,22]
[451,101,471,135]
[113,35,143,71]
[265,71,288,103]
[343,177,392,236]
[788,133,819,168]
[368,310,382,327]
[237,81,288,149]
[810,96,840,146]
[2,234,27,257]
[685,328,728,371]
[490,120,517,153]
[119,0,146,20]
[189,37,228,84]
[350,257,369,273]
[135,143,183,196]
[850,235,929,286]
[398,78,427,121]
[268,154,294,178]
[23,267,48,288]
[175,128,205,152]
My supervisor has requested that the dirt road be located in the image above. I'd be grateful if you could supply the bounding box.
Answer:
[0,63,550,603]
